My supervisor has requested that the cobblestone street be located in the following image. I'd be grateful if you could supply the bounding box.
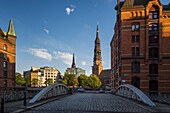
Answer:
[23,93,154,113]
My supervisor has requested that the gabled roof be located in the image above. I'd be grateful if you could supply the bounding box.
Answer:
[120,0,162,9]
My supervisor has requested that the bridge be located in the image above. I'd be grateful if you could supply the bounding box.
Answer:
[1,83,170,113]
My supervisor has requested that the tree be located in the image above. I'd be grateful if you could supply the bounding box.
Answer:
[31,78,38,87]
[15,74,26,86]
[44,78,53,86]
[25,75,31,86]
[62,73,79,86]
[78,74,88,87]
[88,74,102,88]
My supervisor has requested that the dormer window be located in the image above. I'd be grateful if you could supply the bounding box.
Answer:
[149,5,159,19]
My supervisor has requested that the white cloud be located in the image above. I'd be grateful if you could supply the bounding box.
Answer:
[23,48,52,61]
[66,5,76,15]
[53,51,73,65]
[81,61,86,66]
[43,29,49,34]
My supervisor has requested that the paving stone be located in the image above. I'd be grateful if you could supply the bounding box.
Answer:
[23,93,153,113]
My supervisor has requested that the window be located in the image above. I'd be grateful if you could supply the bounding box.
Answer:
[132,23,140,32]
[136,25,139,31]
[3,70,7,77]
[149,5,159,19]
[149,64,158,74]
[132,25,135,31]
[149,48,158,58]
[136,47,140,57]
[136,12,138,17]
[131,12,133,17]
[131,77,140,89]
[132,35,139,42]
[132,47,140,57]
[4,53,6,59]
[4,45,7,50]
[140,12,142,17]
[149,23,158,31]
[4,80,7,88]
[132,35,135,42]
[136,35,139,42]
[149,35,158,44]
[132,47,135,57]
[132,61,140,73]
[3,61,7,68]
[149,80,158,91]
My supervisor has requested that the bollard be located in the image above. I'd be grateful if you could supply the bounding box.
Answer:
[1,98,4,113]
[24,91,27,106]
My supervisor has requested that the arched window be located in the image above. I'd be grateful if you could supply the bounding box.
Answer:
[149,64,158,74]
[149,5,159,19]
[4,45,7,50]
[131,12,134,17]
[132,61,140,73]
[149,35,158,44]
[136,12,138,17]
[140,12,142,17]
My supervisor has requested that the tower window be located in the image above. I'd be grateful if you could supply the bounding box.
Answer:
[149,5,159,19]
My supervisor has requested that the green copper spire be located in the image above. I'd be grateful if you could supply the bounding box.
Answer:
[8,19,16,36]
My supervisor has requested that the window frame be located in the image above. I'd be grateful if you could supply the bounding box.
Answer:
[132,61,140,73]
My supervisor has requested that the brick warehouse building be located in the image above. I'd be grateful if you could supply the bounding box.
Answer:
[110,0,170,93]
[0,19,16,88]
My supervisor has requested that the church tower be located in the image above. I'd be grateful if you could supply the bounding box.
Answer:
[92,22,103,76]
[71,53,76,68]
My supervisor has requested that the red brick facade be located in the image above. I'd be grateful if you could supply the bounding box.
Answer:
[0,19,16,88]
[110,0,170,93]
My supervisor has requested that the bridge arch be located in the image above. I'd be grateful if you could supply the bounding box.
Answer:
[29,83,69,103]
[115,84,156,107]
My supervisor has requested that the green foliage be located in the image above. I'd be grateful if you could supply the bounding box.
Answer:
[25,75,31,86]
[62,73,78,86]
[31,78,38,86]
[44,78,53,86]
[78,74,88,87]
[88,74,102,88]
[15,74,26,86]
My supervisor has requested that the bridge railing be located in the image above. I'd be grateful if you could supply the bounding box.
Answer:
[146,93,170,104]
[114,84,156,107]
[29,83,69,103]
[0,89,40,103]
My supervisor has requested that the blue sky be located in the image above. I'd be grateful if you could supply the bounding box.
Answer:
[0,0,168,76]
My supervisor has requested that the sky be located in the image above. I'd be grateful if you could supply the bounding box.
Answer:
[0,0,168,76]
